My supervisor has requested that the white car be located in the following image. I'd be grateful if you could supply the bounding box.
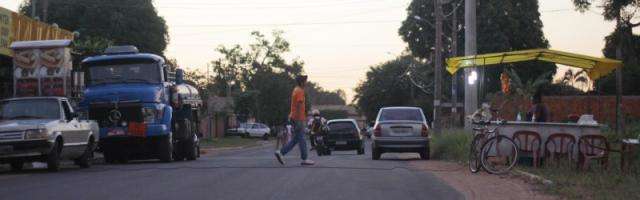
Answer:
[0,97,99,171]
[243,123,271,139]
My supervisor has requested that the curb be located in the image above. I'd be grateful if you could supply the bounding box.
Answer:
[513,169,554,186]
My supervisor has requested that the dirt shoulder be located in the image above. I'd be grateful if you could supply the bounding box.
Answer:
[409,161,557,200]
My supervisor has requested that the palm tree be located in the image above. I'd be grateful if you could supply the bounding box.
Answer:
[505,68,552,117]
[561,69,591,92]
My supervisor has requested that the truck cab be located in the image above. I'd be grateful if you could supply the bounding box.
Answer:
[0,97,98,171]
[79,46,201,163]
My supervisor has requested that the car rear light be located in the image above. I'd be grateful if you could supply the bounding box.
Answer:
[374,125,381,137]
[421,124,429,137]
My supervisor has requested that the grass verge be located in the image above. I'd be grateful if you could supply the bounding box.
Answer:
[430,129,471,162]
[433,128,640,200]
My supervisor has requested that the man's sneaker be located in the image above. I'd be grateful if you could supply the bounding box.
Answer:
[301,159,315,166]
[274,150,285,165]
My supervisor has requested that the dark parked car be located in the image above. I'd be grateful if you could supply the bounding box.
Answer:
[325,119,365,155]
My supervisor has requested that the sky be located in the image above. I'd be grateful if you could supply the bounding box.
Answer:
[0,0,619,102]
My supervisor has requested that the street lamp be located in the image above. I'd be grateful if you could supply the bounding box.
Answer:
[467,70,477,85]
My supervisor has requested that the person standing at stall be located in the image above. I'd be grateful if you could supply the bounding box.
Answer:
[527,92,550,122]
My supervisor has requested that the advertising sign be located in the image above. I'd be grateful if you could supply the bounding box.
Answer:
[12,40,72,97]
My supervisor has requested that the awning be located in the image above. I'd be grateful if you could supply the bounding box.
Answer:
[446,49,623,80]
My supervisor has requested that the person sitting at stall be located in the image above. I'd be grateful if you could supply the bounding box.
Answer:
[526,93,549,122]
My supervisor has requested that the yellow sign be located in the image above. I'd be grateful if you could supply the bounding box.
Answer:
[0,7,74,57]
[0,7,13,56]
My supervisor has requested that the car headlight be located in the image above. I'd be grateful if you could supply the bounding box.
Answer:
[142,107,163,123]
[25,129,48,140]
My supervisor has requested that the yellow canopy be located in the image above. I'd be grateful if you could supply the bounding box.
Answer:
[446,49,623,80]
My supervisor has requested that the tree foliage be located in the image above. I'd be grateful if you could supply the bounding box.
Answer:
[354,55,434,121]
[20,0,169,56]
[573,0,640,95]
[189,31,345,126]
[399,0,556,94]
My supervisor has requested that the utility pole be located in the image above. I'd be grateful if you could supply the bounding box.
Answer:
[464,0,478,129]
[615,21,624,135]
[42,0,49,22]
[450,6,459,127]
[433,0,443,133]
[31,0,38,19]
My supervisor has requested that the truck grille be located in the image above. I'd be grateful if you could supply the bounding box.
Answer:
[89,103,143,127]
[0,131,24,142]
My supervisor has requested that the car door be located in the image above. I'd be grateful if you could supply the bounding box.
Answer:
[248,124,260,137]
[60,100,87,146]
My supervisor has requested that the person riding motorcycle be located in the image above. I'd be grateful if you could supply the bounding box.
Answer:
[307,109,327,150]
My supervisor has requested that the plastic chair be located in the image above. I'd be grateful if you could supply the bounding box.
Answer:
[512,130,542,167]
[544,133,576,166]
[578,135,610,170]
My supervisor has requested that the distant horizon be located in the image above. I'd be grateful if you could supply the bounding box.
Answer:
[0,0,626,102]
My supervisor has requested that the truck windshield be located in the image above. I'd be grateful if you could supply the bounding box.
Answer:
[0,99,60,120]
[88,63,161,85]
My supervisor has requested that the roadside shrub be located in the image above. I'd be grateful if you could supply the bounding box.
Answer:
[430,129,471,162]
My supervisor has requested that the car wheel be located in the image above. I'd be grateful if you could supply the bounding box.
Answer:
[47,139,62,172]
[74,137,95,168]
[10,161,23,171]
[262,133,269,141]
[158,136,173,162]
[420,146,430,160]
[372,147,381,160]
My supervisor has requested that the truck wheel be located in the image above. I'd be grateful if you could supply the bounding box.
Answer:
[158,136,173,162]
[75,137,95,168]
[185,138,198,161]
[10,161,24,171]
[103,149,117,164]
[47,139,62,172]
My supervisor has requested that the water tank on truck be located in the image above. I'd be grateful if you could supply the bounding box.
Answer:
[79,45,202,163]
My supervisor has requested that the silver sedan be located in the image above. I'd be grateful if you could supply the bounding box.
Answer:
[371,107,430,160]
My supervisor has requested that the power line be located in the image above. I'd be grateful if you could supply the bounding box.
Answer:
[172,19,402,28]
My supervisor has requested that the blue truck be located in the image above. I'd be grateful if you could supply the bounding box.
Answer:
[79,46,202,163]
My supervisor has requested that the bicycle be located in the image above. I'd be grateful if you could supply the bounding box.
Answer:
[469,110,519,174]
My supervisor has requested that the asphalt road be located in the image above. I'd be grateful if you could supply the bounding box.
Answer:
[0,140,463,200]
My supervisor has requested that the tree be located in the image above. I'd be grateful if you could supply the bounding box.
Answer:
[572,1,640,95]
[354,55,434,121]
[20,0,169,56]
[207,30,344,126]
[306,82,346,105]
[399,0,556,95]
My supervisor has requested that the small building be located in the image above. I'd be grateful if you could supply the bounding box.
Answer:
[199,96,235,138]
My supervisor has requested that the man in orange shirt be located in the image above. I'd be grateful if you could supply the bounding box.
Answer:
[275,75,315,165]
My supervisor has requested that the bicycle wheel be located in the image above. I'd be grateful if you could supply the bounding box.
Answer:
[480,135,519,174]
[469,134,484,173]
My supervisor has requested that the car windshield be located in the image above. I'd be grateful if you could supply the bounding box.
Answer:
[0,99,60,120]
[328,122,356,131]
[379,108,424,122]
[88,62,161,85]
